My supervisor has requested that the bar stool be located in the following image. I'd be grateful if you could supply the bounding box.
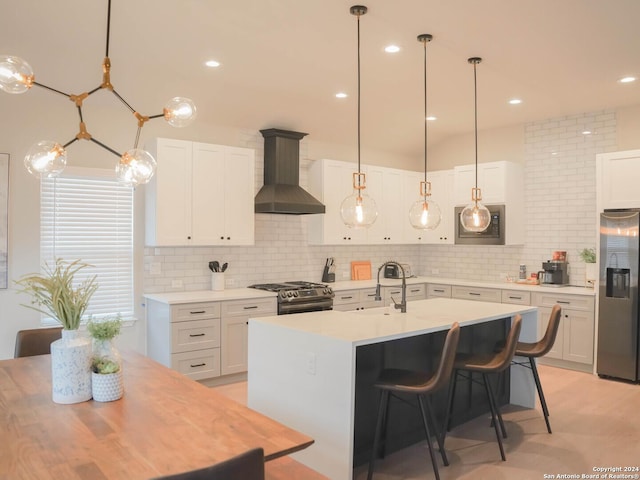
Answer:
[444,315,522,462]
[367,322,460,480]
[151,447,265,479]
[513,304,561,433]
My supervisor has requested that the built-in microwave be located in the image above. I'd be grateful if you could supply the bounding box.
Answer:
[454,204,505,245]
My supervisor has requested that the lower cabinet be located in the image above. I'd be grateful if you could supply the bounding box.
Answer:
[532,292,595,366]
[146,297,276,381]
[452,285,502,303]
[382,283,425,304]
[426,284,452,298]
[220,298,277,375]
[333,288,380,311]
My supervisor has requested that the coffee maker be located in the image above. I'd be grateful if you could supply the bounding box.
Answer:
[538,261,569,286]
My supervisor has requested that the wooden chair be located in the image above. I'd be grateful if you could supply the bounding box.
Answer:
[513,304,562,433]
[14,326,63,358]
[367,322,460,480]
[151,447,265,480]
[444,315,522,462]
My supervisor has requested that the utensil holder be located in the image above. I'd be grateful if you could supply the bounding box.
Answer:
[322,266,335,283]
[211,272,225,291]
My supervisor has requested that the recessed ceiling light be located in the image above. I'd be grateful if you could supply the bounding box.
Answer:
[205,60,221,68]
[384,45,400,53]
[335,92,348,99]
[426,116,437,121]
[508,98,522,105]
[619,76,636,84]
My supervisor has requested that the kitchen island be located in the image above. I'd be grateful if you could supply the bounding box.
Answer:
[247,297,537,480]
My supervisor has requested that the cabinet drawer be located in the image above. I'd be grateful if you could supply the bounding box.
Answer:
[171,348,220,380]
[384,284,425,301]
[171,318,220,353]
[172,302,220,322]
[501,290,531,305]
[427,284,452,298]
[532,292,595,311]
[452,286,501,303]
[221,297,276,317]
[334,290,363,305]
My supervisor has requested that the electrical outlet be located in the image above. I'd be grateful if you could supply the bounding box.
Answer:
[171,279,183,288]
[431,268,440,275]
[225,278,236,288]
[306,352,316,375]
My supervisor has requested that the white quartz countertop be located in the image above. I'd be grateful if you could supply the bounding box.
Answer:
[329,276,595,296]
[251,297,536,346]
[143,288,277,304]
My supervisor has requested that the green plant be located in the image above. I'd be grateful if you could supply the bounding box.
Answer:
[578,248,596,263]
[14,258,98,330]
[91,356,120,374]
[87,316,122,341]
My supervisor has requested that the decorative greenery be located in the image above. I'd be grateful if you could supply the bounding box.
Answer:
[87,316,122,341]
[14,258,98,330]
[579,248,596,263]
[91,356,121,374]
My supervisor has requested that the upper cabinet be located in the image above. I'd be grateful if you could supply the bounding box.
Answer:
[145,138,255,246]
[454,160,524,245]
[597,149,640,210]
[367,165,405,244]
[308,159,367,245]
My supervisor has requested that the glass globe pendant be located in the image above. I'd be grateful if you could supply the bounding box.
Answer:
[409,181,441,230]
[341,173,377,228]
[341,5,377,229]
[409,33,441,230]
[116,149,157,186]
[0,55,34,94]
[460,57,491,232]
[164,97,197,127]
[24,141,67,178]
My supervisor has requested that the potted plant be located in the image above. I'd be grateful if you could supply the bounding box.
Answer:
[579,247,597,288]
[87,316,124,402]
[15,258,97,404]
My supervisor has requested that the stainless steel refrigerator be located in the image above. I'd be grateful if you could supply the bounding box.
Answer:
[598,209,640,382]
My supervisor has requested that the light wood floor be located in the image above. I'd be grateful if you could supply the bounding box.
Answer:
[214,365,640,479]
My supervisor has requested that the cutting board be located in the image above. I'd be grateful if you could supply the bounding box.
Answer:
[350,261,372,280]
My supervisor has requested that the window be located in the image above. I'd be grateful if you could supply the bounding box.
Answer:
[40,167,134,321]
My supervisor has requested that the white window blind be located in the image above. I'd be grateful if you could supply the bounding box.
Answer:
[41,168,134,321]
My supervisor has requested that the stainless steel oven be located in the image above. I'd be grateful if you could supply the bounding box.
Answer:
[248,281,334,315]
[454,204,505,245]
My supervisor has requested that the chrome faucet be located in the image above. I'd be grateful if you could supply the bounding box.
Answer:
[375,261,407,313]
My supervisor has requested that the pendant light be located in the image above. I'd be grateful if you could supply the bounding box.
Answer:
[340,5,377,229]
[409,34,441,230]
[460,57,491,232]
[0,0,196,186]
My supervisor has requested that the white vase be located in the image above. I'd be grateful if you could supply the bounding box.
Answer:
[51,329,93,404]
[92,370,124,402]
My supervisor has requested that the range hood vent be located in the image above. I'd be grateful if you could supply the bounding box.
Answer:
[255,128,325,215]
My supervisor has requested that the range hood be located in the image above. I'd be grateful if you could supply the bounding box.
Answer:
[255,128,325,215]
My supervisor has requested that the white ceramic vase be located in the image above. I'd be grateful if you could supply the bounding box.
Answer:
[92,370,124,402]
[51,329,93,404]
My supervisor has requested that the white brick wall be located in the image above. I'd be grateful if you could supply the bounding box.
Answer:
[144,109,617,293]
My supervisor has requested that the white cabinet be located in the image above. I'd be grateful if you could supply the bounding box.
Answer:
[382,283,426,304]
[596,149,640,210]
[426,283,452,298]
[367,165,404,244]
[402,169,454,244]
[145,138,255,246]
[220,297,277,376]
[308,159,367,245]
[531,292,595,365]
[451,285,502,303]
[501,289,531,305]
[333,288,380,311]
[146,300,221,381]
[453,160,524,245]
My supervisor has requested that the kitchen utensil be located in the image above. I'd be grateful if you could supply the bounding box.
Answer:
[221,263,228,272]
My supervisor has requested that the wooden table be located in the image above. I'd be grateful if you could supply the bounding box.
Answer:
[0,351,314,480]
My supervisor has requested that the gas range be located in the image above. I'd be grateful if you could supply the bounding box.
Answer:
[248,281,334,315]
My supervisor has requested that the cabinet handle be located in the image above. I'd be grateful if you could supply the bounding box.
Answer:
[469,292,481,296]
[410,288,421,293]
[189,310,206,314]
[341,296,354,300]
[366,293,376,298]
[190,363,206,368]
[189,333,205,337]
[557,300,571,305]
[226,237,231,240]
[187,236,191,240]
[243,305,259,310]
[220,236,224,240]
[509,296,522,300]
[433,289,445,293]
[390,290,401,295]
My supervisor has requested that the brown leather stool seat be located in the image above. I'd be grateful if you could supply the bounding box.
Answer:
[14,326,63,358]
[151,447,265,480]
[367,322,460,480]
[513,304,562,433]
[444,315,522,462]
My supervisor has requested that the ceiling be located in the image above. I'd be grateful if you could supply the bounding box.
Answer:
[3,0,640,160]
